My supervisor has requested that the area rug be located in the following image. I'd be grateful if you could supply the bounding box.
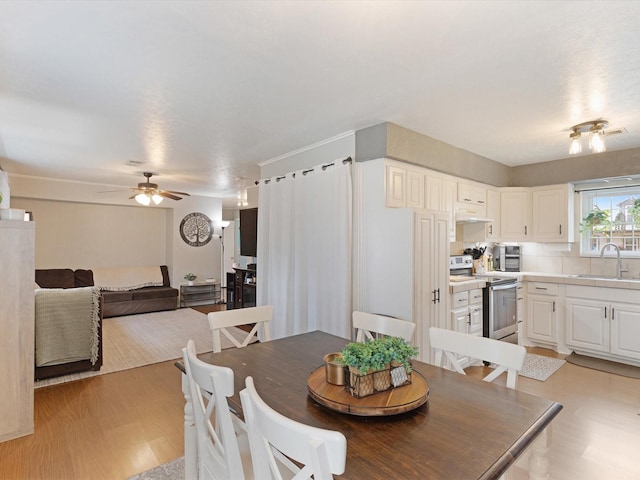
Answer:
[566,352,640,379]
[35,308,249,388]
[519,353,565,381]
[128,457,184,480]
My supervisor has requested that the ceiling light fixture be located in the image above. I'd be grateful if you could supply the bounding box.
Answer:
[135,192,163,206]
[568,119,609,155]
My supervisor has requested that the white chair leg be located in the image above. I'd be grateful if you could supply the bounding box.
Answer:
[182,372,198,480]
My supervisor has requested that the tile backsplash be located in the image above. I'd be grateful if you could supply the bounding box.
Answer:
[453,241,640,278]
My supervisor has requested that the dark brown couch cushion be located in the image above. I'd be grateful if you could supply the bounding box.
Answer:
[101,291,134,303]
[35,269,75,289]
[132,286,179,301]
[74,269,94,287]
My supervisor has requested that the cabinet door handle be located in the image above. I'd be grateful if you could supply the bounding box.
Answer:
[612,308,615,320]
[559,224,562,235]
[524,225,528,235]
[478,200,485,204]
[436,288,441,303]
[464,198,472,202]
[604,307,607,319]
[553,301,556,313]
[535,287,548,290]
[432,289,437,304]
[467,313,471,325]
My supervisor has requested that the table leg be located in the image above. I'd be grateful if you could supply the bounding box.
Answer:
[182,372,197,480]
[528,425,551,480]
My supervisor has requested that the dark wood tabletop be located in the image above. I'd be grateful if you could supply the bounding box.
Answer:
[196,330,563,480]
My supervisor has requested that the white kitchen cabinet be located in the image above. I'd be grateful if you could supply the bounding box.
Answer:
[359,159,450,365]
[406,169,425,209]
[500,188,530,241]
[531,184,574,242]
[0,220,35,442]
[385,165,406,208]
[565,285,640,363]
[425,175,456,240]
[526,282,559,345]
[485,188,501,240]
[449,288,483,367]
[385,164,426,209]
[457,182,486,206]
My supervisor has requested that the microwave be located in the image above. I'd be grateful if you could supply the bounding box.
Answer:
[493,245,520,272]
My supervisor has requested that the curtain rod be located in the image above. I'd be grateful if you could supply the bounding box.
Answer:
[256,156,352,185]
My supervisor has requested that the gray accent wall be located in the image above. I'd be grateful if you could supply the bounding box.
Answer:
[355,122,511,187]
[355,122,640,188]
[510,148,640,187]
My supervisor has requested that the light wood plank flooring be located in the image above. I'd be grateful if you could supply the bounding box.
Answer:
[1,344,638,479]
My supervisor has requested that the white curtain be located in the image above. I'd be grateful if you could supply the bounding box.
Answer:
[257,160,352,340]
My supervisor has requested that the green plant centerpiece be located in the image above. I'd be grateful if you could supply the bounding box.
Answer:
[340,337,418,398]
[184,273,197,282]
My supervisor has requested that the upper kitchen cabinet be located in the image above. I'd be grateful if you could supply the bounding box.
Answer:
[426,174,456,240]
[485,188,501,241]
[457,182,486,206]
[500,188,531,241]
[385,164,425,209]
[385,164,406,208]
[531,184,574,242]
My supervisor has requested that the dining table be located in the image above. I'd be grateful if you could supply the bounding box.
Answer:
[179,330,562,480]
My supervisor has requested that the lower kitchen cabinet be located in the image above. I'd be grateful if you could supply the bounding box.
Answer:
[566,286,640,362]
[526,282,559,346]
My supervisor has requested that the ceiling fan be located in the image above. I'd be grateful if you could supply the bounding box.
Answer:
[129,172,190,205]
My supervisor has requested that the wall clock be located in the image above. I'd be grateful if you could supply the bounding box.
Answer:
[180,212,213,247]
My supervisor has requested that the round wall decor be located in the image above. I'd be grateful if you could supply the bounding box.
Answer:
[180,212,213,247]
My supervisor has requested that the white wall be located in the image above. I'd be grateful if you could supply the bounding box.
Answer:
[10,174,223,288]
[11,197,167,269]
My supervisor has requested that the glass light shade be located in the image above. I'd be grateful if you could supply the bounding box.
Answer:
[151,194,163,205]
[218,220,231,228]
[135,193,151,205]
[569,136,582,155]
[590,131,606,153]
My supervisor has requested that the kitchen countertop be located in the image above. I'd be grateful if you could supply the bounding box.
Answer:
[450,271,640,291]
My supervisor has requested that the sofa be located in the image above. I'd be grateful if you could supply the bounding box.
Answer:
[34,275,104,380]
[35,265,179,318]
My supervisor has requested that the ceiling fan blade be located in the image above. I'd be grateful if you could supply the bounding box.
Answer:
[128,194,137,200]
[164,190,190,196]
[97,189,130,193]
[158,191,182,201]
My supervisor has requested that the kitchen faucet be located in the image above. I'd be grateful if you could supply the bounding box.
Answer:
[600,243,628,279]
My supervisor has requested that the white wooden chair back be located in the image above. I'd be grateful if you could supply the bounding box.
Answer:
[240,376,347,480]
[429,327,527,389]
[353,311,416,343]
[182,340,252,480]
[208,305,273,353]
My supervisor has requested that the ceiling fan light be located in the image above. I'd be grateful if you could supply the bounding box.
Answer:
[151,194,163,205]
[135,193,151,206]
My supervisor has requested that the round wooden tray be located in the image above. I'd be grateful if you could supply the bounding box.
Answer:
[307,366,429,416]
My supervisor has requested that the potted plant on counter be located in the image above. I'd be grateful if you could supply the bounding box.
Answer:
[184,273,197,286]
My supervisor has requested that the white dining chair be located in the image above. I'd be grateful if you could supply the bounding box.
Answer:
[428,327,527,389]
[208,305,273,353]
[239,376,347,480]
[353,311,416,343]
[182,340,253,480]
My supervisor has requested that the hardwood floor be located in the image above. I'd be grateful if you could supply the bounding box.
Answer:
[1,341,638,479]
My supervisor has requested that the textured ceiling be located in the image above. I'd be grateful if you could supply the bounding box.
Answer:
[1,1,640,203]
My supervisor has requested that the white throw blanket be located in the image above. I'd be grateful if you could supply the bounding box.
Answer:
[35,287,101,367]
[92,266,163,291]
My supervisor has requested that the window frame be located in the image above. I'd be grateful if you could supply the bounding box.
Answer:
[579,186,640,258]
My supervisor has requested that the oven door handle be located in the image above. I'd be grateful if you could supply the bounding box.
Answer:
[489,283,517,291]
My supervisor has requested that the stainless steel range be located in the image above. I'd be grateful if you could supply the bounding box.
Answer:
[482,276,518,344]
